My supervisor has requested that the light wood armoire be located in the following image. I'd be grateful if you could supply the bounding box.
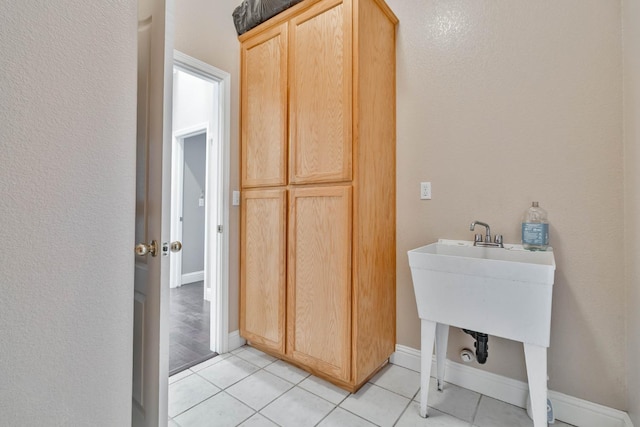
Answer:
[239,0,397,392]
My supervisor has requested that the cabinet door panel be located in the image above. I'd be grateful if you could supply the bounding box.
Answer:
[289,0,352,184]
[241,24,288,187]
[240,189,287,354]
[287,186,352,381]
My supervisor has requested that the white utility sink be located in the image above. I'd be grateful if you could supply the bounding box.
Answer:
[408,239,556,427]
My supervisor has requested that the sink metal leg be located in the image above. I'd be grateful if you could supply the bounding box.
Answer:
[420,319,437,418]
[435,323,449,391]
[524,343,548,427]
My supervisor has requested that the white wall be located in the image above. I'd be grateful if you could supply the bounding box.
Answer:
[0,1,137,425]
[623,0,640,424]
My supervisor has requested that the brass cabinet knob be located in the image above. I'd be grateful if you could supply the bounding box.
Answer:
[135,240,158,257]
[170,241,182,253]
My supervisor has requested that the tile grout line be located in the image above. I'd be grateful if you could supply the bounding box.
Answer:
[391,397,414,427]
[170,390,221,421]
[471,394,484,426]
[312,405,340,427]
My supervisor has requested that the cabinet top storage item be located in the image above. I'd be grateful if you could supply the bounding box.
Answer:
[233,0,306,35]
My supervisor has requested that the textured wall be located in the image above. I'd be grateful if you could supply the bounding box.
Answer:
[387,0,626,409]
[623,0,640,423]
[174,0,241,332]
[0,1,137,425]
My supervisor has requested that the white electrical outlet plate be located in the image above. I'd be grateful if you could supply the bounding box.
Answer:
[232,191,240,206]
[420,182,432,200]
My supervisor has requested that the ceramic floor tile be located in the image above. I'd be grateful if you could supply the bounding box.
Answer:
[473,396,533,427]
[189,352,231,372]
[168,374,220,418]
[196,355,260,389]
[168,418,179,427]
[260,386,336,427]
[227,370,294,410]
[298,375,350,405]
[264,359,310,384]
[235,346,278,368]
[415,380,481,423]
[396,402,471,427]
[340,383,410,427]
[317,407,376,427]
[553,421,576,427]
[237,413,280,427]
[232,345,248,355]
[169,369,193,385]
[174,392,255,427]
[369,363,420,399]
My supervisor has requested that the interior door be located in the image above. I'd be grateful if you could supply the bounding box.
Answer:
[133,0,174,425]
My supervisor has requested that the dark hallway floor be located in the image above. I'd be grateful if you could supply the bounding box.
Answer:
[169,281,216,375]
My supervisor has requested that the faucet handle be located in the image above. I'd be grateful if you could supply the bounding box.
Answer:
[494,235,503,244]
[474,234,483,243]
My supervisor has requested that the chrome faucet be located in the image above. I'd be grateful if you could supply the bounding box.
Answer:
[470,221,503,248]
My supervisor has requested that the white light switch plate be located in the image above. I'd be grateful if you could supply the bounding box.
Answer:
[232,191,240,206]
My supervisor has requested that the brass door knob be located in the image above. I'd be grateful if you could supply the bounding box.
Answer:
[170,241,182,253]
[135,240,158,257]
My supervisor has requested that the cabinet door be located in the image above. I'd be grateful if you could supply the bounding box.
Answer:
[287,186,352,381]
[240,189,287,354]
[289,0,352,184]
[241,24,288,188]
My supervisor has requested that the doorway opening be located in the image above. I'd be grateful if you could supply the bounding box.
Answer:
[169,51,231,375]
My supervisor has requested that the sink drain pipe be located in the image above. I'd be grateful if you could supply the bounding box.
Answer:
[462,329,489,364]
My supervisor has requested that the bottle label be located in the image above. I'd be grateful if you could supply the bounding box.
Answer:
[522,223,549,246]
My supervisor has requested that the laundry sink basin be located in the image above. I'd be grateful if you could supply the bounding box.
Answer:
[408,239,556,348]
[408,239,556,427]
[408,239,556,426]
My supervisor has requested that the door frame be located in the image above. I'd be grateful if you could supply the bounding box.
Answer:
[173,50,231,353]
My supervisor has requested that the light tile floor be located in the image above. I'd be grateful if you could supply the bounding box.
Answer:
[169,346,576,427]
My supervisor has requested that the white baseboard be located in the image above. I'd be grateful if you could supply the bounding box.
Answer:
[227,330,246,352]
[182,270,204,285]
[391,345,634,427]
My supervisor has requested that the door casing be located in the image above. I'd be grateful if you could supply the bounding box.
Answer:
[172,50,231,353]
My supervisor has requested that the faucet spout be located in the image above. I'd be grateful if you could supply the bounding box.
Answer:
[470,221,503,248]
[470,221,491,241]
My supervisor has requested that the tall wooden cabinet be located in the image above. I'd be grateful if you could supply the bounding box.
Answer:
[239,0,398,391]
